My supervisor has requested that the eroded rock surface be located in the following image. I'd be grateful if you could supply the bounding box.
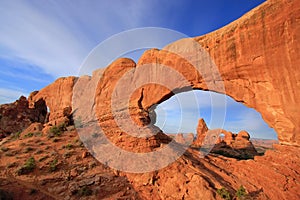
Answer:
[28,77,77,126]
[0,0,299,199]
[193,118,258,159]
[22,0,300,146]
[121,0,299,146]
[0,96,47,138]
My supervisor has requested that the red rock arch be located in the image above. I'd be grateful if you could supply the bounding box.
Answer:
[27,0,299,147]
[93,0,299,146]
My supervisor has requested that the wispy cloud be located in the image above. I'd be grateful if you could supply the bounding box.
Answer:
[0,0,181,103]
[0,0,183,77]
[0,88,28,104]
[155,90,277,139]
[0,0,91,77]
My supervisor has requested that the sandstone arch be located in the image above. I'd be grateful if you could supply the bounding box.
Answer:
[26,0,299,146]
[94,0,299,146]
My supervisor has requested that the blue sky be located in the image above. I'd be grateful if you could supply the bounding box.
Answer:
[155,91,277,139]
[0,0,276,139]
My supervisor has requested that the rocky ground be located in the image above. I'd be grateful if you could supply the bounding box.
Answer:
[0,125,299,200]
[0,126,140,200]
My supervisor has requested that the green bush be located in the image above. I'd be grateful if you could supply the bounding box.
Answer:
[18,157,36,175]
[49,126,61,137]
[24,132,34,138]
[65,143,73,150]
[49,123,67,137]
[35,132,43,137]
[58,123,66,131]
[49,159,58,172]
[236,185,247,199]
[13,131,21,139]
[217,187,231,200]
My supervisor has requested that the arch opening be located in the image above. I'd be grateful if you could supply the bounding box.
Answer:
[154,90,278,159]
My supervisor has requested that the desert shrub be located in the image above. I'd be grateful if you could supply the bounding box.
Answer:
[18,157,36,175]
[49,159,58,172]
[35,132,43,137]
[66,143,73,150]
[13,131,21,139]
[24,132,34,138]
[49,123,67,137]
[58,123,66,131]
[236,185,247,199]
[217,187,231,200]
[49,126,61,137]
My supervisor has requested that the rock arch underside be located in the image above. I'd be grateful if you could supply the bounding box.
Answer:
[5,0,299,199]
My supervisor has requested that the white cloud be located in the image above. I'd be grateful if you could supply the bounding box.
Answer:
[0,0,177,78]
[0,1,90,77]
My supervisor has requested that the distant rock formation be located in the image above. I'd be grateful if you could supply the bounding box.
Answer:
[193,118,258,159]
[0,96,47,138]
[193,118,209,146]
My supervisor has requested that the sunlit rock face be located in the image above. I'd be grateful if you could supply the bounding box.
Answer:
[24,0,299,147]
[28,77,77,127]
[133,0,300,146]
